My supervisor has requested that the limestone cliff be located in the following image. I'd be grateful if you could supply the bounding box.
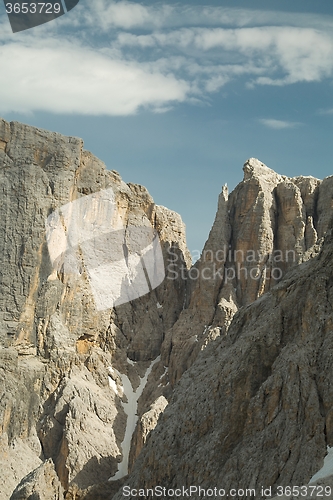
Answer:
[130,160,333,460]
[0,118,190,499]
[160,158,332,387]
[1,118,333,500]
[115,224,333,500]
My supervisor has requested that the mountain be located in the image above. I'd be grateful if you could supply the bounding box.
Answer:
[0,118,190,499]
[1,118,333,499]
[159,158,331,388]
[116,214,333,500]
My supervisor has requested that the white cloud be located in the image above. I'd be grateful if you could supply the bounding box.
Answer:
[0,42,189,115]
[117,26,333,86]
[318,108,333,115]
[259,119,302,130]
[83,0,174,30]
[82,1,333,32]
[0,1,333,116]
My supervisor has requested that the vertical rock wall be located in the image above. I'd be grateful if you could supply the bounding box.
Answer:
[161,158,333,387]
[2,118,333,499]
[0,118,190,496]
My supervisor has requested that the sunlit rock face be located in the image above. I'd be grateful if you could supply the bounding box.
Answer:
[0,118,190,497]
[10,459,64,500]
[2,117,333,500]
[45,188,165,310]
[161,158,333,387]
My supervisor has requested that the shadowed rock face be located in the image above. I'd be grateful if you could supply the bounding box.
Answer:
[1,118,333,500]
[114,228,333,500]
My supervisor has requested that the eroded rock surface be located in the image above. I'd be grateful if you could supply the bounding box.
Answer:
[10,459,64,500]
[2,118,333,500]
[115,228,333,499]
[0,118,190,496]
[0,349,44,499]
[161,158,332,387]
[128,395,168,472]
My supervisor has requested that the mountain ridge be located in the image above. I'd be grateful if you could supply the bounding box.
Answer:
[1,118,333,499]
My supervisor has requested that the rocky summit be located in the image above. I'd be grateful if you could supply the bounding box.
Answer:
[1,118,333,500]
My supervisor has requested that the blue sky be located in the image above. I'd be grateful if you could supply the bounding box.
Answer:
[1,1,333,255]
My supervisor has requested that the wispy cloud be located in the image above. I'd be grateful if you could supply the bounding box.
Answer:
[0,1,333,116]
[318,108,333,115]
[259,119,302,129]
[83,1,333,31]
[117,26,333,85]
[85,0,174,30]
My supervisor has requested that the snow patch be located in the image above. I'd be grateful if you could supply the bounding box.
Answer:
[310,446,333,483]
[159,366,168,380]
[109,356,160,481]
[108,377,118,395]
[157,365,168,387]
[108,367,119,395]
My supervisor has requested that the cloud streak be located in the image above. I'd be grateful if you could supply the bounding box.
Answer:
[83,1,333,31]
[0,1,332,116]
[259,119,302,129]
[318,108,333,115]
[117,26,333,85]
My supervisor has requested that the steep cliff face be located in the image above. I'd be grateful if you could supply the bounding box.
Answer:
[130,160,333,462]
[0,118,190,498]
[0,349,44,497]
[115,227,333,499]
[10,459,64,500]
[0,119,190,356]
[161,159,332,387]
[1,118,333,500]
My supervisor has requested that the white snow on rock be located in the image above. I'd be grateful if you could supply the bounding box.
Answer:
[157,366,168,388]
[108,366,122,396]
[108,377,118,395]
[159,366,168,380]
[109,356,160,481]
[310,447,333,483]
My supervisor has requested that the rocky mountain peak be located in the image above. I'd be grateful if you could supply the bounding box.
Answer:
[1,119,333,499]
[243,157,282,183]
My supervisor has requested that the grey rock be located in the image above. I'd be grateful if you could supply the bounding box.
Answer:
[128,395,168,472]
[0,117,190,494]
[161,158,333,386]
[2,118,333,500]
[10,459,64,500]
[115,227,333,499]
[0,351,45,499]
